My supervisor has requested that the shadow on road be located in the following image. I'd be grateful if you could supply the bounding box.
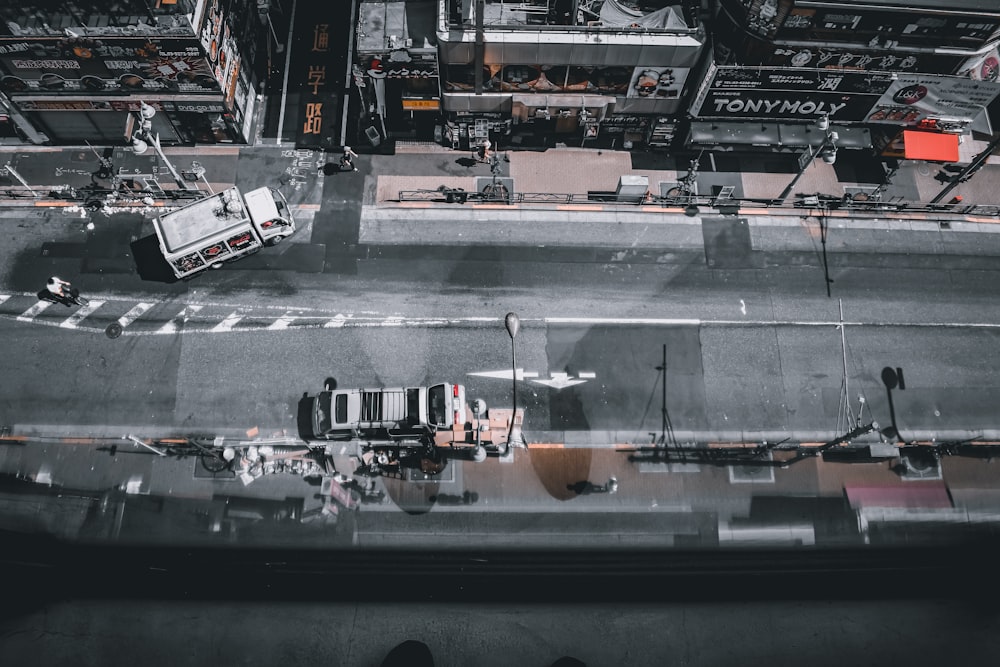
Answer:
[130,234,178,283]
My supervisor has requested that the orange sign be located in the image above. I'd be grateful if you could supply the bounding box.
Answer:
[402,98,440,110]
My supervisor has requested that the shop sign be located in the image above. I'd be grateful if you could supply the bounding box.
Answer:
[707,67,894,94]
[692,66,893,121]
[370,59,437,79]
[864,73,1000,128]
[767,46,967,74]
[0,37,218,94]
[295,20,337,148]
[401,98,440,110]
[958,45,1000,82]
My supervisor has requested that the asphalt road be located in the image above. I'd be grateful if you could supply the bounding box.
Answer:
[3,305,999,441]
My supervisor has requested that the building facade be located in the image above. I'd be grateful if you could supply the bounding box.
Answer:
[434,0,709,150]
[355,0,441,144]
[693,0,1000,158]
[0,0,270,145]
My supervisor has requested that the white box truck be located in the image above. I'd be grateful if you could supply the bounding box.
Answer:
[152,186,295,279]
[312,382,468,441]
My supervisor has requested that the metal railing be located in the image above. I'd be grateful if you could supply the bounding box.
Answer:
[396,187,1000,218]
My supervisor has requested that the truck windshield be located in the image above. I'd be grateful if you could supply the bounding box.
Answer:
[427,384,447,426]
[335,394,348,424]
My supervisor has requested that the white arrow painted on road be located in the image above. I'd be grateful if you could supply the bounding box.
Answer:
[531,372,588,389]
[468,369,540,380]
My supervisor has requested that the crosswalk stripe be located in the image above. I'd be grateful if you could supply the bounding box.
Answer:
[157,304,203,334]
[59,300,104,328]
[212,311,243,332]
[324,314,349,328]
[17,300,54,321]
[117,302,153,329]
[268,313,296,330]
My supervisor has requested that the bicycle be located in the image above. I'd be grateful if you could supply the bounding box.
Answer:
[45,285,89,307]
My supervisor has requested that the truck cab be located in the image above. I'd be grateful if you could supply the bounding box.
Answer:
[312,383,467,441]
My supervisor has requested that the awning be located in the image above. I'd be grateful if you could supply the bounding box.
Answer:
[902,130,960,162]
[689,121,872,149]
[845,483,952,509]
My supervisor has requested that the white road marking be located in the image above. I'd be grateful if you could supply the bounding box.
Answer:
[59,300,104,328]
[117,302,153,329]
[531,372,588,390]
[17,300,54,321]
[544,317,701,326]
[268,312,296,330]
[157,305,203,334]
[468,369,540,380]
[578,371,596,378]
[740,299,747,315]
[324,314,351,328]
[8,289,1000,337]
[213,311,243,332]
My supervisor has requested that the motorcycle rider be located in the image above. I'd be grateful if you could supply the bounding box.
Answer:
[46,276,73,305]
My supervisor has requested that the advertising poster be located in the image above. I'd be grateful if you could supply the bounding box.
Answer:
[626,66,688,99]
[865,74,1000,131]
[0,37,218,95]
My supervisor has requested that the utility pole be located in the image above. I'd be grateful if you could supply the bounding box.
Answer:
[777,116,838,204]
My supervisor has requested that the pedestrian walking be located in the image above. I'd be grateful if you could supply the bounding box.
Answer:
[340,146,359,172]
[476,138,492,163]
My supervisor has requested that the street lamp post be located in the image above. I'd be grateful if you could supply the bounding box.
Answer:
[777,115,839,205]
[126,102,193,191]
[504,312,523,449]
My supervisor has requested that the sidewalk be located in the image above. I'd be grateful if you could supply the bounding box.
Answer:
[373,140,1000,207]
[3,140,1000,255]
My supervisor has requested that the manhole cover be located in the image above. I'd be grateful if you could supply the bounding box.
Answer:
[105,322,123,339]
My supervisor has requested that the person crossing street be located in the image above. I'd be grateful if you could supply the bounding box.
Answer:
[340,146,359,172]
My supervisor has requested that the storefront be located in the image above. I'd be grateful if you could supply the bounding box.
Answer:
[0,35,241,145]
[355,0,440,144]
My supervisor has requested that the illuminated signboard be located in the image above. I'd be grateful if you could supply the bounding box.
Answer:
[0,37,218,94]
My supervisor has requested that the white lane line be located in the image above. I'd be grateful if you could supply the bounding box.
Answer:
[157,304,203,334]
[59,300,104,329]
[268,312,296,330]
[213,311,244,332]
[578,371,597,378]
[468,369,541,380]
[17,300,55,321]
[544,317,702,326]
[324,314,351,328]
[0,294,10,306]
[117,302,153,329]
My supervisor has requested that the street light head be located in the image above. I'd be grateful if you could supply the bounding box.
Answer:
[139,101,156,120]
[821,146,837,164]
[504,312,520,340]
[130,136,149,155]
[816,115,830,131]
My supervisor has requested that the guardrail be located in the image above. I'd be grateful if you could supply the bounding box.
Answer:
[0,184,211,209]
[396,187,1000,219]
